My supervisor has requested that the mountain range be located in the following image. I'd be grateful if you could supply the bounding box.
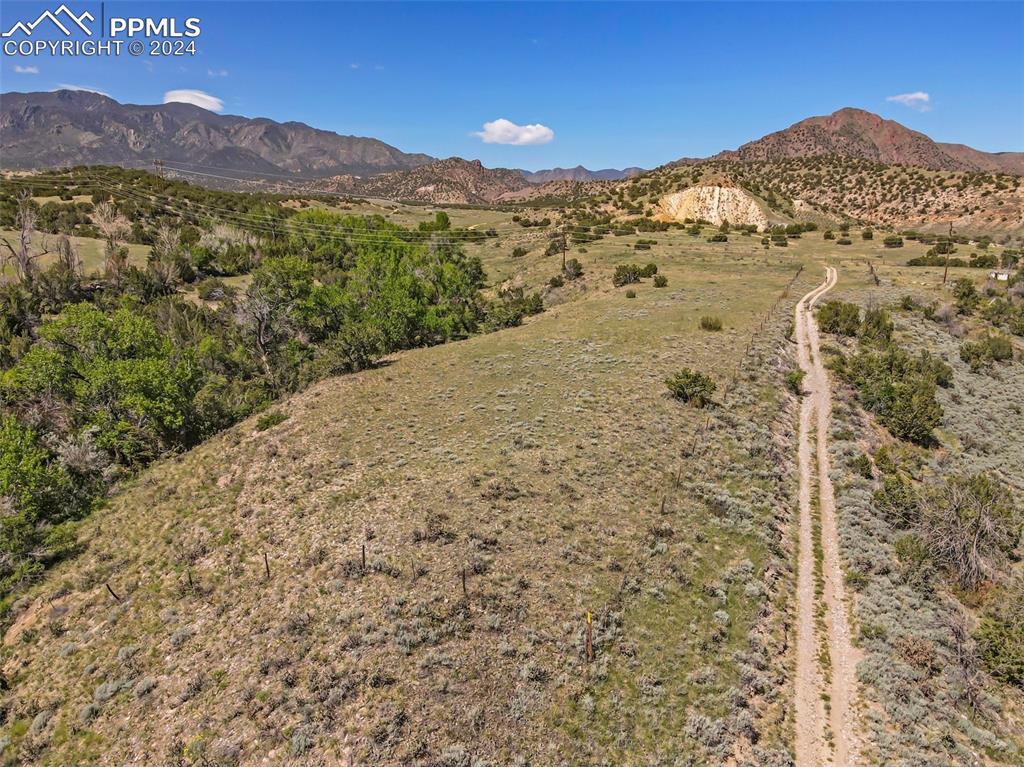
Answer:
[0,90,433,178]
[1,91,1022,208]
[520,166,645,183]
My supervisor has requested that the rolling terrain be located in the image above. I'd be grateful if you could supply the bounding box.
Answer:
[1,176,1022,764]
[1,94,1023,766]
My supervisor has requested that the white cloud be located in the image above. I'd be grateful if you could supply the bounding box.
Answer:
[886,91,931,112]
[349,63,360,70]
[473,118,554,146]
[163,89,224,112]
[14,65,39,74]
[56,84,109,96]
[207,68,229,78]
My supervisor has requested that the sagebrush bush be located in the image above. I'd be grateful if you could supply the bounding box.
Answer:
[653,274,668,288]
[700,315,722,331]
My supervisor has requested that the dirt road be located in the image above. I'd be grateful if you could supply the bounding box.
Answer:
[793,267,862,766]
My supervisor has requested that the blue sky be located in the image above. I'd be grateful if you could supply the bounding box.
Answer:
[2,1,1022,170]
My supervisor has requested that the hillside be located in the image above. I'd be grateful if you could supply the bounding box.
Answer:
[0,219,813,765]
[0,90,433,178]
[314,158,532,204]
[653,184,771,230]
[2,166,1023,764]
[712,107,1024,175]
[605,156,1024,234]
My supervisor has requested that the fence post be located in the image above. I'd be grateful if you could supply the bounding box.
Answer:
[586,611,594,663]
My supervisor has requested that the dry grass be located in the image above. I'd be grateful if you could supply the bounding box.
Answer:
[0,231,823,765]
[8,219,1015,764]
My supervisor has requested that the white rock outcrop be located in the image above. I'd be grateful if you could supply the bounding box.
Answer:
[654,186,769,231]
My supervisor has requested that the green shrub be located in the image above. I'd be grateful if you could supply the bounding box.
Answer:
[861,228,873,240]
[899,294,919,311]
[849,453,873,479]
[817,300,861,336]
[952,278,979,314]
[653,274,668,288]
[484,287,544,330]
[625,289,636,299]
[873,473,919,527]
[836,346,945,444]
[976,576,1024,686]
[665,369,716,408]
[613,263,643,287]
[706,233,728,243]
[0,416,85,611]
[699,315,722,331]
[960,333,1014,370]
[639,263,658,277]
[255,410,288,431]
[837,238,853,246]
[562,258,584,280]
[884,235,904,248]
[548,275,565,288]
[859,307,894,346]
[196,277,236,301]
[785,369,805,395]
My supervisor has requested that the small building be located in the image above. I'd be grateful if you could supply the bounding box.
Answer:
[989,270,1011,281]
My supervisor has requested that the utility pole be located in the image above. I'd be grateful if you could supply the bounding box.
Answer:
[561,226,567,272]
[942,221,953,286]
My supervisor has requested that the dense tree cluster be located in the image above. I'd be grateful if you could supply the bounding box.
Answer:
[0,170,535,613]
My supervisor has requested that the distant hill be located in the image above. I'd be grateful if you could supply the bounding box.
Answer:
[712,107,1024,175]
[520,165,644,183]
[313,157,532,204]
[0,90,434,178]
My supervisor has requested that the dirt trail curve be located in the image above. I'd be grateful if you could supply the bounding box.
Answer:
[793,266,863,766]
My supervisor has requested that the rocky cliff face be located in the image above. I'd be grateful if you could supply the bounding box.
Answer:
[654,185,769,230]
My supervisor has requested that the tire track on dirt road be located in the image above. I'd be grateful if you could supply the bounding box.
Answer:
[793,266,862,766]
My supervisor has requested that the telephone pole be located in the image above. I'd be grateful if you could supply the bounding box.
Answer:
[942,221,953,286]
[561,226,567,272]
